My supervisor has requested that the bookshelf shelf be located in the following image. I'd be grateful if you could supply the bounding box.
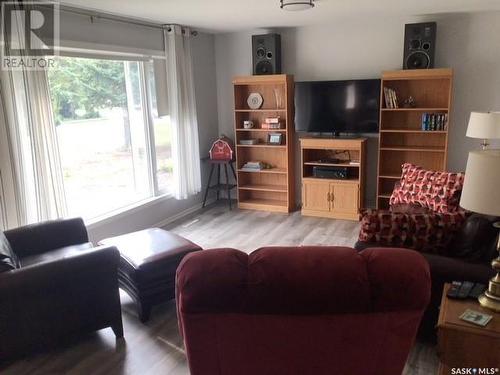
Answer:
[237,144,287,149]
[380,146,446,152]
[238,198,288,212]
[235,109,287,113]
[303,161,360,168]
[380,129,447,134]
[237,168,287,174]
[236,129,286,132]
[377,68,453,209]
[381,107,449,112]
[238,184,288,192]
[379,175,401,179]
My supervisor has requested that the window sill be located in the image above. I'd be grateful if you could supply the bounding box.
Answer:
[85,193,174,230]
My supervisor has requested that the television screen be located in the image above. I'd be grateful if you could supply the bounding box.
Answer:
[294,79,381,134]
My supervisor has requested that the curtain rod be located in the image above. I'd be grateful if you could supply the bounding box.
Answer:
[52,3,199,36]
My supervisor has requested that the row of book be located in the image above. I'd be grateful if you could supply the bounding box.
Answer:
[421,113,448,131]
[383,87,399,109]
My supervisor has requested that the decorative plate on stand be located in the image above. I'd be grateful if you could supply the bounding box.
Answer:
[247,93,263,109]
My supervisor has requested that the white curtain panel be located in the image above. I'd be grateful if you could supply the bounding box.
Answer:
[0,7,67,225]
[163,25,201,200]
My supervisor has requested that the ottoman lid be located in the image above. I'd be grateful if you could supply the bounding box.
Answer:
[99,228,201,269]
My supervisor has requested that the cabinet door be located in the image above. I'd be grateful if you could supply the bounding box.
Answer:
[302,181,330,212]
[331,183,359,215]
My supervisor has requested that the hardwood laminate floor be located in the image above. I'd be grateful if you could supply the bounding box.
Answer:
[2,202,439,375]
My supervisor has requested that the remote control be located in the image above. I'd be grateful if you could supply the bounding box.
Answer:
[447,281,462,299]
[469,283,487,299]
[457,281,474,299]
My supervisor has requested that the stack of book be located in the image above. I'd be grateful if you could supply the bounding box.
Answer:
[383,87,399,109]
[241,161,265,171]
[421,113,448,131]
[261,117,283,129]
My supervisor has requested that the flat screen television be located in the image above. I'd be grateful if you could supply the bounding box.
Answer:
[295,79,381,134]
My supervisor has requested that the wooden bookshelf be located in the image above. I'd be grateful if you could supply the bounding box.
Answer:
[233,74,295,213]
[376,68,453,209]
[300,137,366,221]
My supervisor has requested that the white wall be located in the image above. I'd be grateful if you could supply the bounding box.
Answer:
[86,32,219,242]
[215,12,500,207]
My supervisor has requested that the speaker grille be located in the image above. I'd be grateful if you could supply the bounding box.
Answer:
[255,60,274,75]
[405,51,430,69]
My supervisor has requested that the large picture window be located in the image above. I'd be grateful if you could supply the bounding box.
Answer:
[47,56,172,219]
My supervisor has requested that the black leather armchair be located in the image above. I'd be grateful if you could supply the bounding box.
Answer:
[0,218,123,363]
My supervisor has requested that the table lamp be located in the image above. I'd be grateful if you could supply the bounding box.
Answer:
[466,112,500,150]
[460,150,500,312]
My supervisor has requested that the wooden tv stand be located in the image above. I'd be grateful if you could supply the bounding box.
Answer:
[300,137,366,221]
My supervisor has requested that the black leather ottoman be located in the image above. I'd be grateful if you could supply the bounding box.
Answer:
[99,228,202,322]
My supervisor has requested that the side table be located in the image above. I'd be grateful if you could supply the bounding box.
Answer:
[202,159,237,210]
[437,283,500,374]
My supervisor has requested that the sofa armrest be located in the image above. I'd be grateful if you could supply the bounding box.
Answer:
[4,218,89,258]
[0,245,118,291]
[358,209,467,252]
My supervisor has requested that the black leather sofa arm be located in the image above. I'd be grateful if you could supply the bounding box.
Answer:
[4,218,89,258]
[0,245,119,291]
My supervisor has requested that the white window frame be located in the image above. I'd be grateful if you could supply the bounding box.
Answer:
[50,50,173,222]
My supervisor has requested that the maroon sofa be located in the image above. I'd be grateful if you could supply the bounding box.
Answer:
[176,246,431,375]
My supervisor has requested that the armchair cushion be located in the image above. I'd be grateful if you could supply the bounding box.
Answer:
[390,163,464,214]
[19,242,94,267]
[359,209,467,253]
[0,231,18,272]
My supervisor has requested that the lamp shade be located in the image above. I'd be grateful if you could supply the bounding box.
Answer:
[466,112,500,139]
[460,150,500,216]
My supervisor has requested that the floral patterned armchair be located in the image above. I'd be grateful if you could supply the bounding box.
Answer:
[358,163,467,253]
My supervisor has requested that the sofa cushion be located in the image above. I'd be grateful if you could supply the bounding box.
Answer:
[358,209,467,253]
[0,231,18,272]
[19,242,94,267]
[390,203,430,214]
[390,163,465,214]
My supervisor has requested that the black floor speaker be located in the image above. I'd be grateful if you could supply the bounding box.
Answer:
[403,22,436,70]
[252,34,281,75]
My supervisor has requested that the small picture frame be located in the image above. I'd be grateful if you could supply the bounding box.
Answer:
[268,133,283,145]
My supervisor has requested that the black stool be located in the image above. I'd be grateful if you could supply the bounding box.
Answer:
[202,160,237,209]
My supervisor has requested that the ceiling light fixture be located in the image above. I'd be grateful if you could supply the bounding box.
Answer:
[280,0,315,11]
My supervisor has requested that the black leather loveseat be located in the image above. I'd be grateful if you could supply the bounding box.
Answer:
[0,218,123,363]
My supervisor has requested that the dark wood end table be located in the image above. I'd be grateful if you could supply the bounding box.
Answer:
[437,283,500,374]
